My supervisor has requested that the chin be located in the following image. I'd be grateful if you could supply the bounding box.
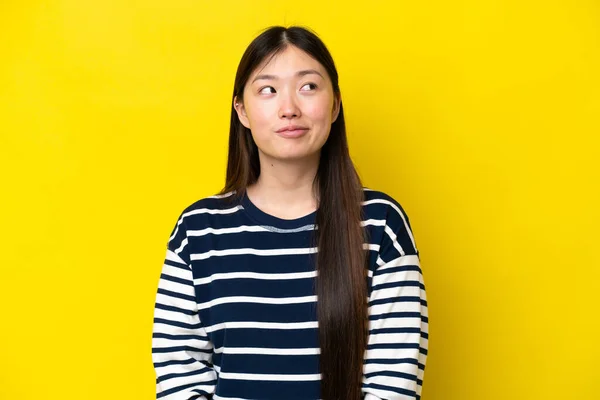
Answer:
[273,149,319,162]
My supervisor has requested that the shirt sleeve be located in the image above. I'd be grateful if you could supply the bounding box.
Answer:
[152,213,218,399]
[362,199,429,400]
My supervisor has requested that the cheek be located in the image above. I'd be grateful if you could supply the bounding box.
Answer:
[304,98,333,123]
[246,103,275,129]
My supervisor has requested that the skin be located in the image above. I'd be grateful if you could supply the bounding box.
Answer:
[233,45,341,219]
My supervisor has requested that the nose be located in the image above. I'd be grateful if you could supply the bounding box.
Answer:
[278,92,301,119]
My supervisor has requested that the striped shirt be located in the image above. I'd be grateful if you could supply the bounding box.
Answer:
[152,188,428,400]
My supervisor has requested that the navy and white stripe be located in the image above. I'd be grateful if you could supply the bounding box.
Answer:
[152,188,428,399]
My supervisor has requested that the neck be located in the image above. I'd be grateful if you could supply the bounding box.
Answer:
[246,150,320,219]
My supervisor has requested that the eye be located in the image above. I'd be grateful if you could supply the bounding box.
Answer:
[301,83,318,91]
[259,86,276,94]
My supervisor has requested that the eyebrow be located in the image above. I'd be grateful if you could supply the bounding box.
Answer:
[251,69,324,84]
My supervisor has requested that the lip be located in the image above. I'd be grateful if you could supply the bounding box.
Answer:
[276,125,309,138]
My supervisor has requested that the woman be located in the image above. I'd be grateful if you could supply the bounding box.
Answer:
[152,25,428,400]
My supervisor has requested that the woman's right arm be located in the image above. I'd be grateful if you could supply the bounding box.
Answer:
[152,216,217,399]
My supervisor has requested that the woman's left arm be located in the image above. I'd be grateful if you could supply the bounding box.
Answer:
[362,200,429,400]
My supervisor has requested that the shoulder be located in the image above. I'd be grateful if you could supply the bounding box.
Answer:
[361,186,419,256]
[173,190,241,225]
[165,191,242,262]
[362,186,412,222]
[167,190,240,240]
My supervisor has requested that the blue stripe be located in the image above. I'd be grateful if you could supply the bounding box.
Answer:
[153,332,209,341]
[369,311,422,321]
[364,358,419,366]
[370,327,422,335]
[156,367,214,384]
[369,295,423,307]
[154,357,197,368]
[366,343,420,350]
[163,258,188,269]
[362,382,417,398]
[364,370,418,382]
[154,302,197,316]
[371,280,424,291]
[152,345,213,355]
[160,272,193,287]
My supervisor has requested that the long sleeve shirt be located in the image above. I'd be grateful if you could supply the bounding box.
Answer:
[152,188,429,400]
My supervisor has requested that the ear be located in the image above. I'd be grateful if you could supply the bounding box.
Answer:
[331,94,341,124]
[233,96,251,129]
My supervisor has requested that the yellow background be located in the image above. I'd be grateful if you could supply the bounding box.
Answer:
[1,0,598,399]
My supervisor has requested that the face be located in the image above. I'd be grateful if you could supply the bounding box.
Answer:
[234,45,340,162]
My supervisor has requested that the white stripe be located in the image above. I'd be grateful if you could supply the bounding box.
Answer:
[369,298,426,316]
[198,295,317,310]
[152,337,210,350]
[204,320,318,333]
[154,362,214,381]
[153,344,213,366]
[153,350,194,363]
[364,243,380,252]
[376,255,420,272]
[161,263,192,281]
[384,224,405,256]
[194,270,316,285]
[363,361,422,376]
[208,191,235,199]
[214,346,320,355]
[369,317,422,331]
[189,219,386,237]
[218,371,321,381]
[191,247,318,261]
[367,332,422,346]
[188,225,272,237]
[361,218,386,227]
[158,276,193,296]
[372,267,422,288]
[369,286,422,303]
[153,307,200,327]
[193,244,379,261]
[183,205,243,218]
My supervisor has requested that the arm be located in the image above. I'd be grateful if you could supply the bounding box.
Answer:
[362,200,429,400]
[152,214,217,399]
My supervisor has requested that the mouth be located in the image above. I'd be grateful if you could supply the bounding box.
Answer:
[276,126,309,138]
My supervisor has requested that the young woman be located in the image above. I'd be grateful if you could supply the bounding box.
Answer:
[152,26,428,400]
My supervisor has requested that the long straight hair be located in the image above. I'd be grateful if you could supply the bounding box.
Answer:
[219,26,369,400]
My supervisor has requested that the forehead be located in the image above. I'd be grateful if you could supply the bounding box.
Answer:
[250,46,328,80]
